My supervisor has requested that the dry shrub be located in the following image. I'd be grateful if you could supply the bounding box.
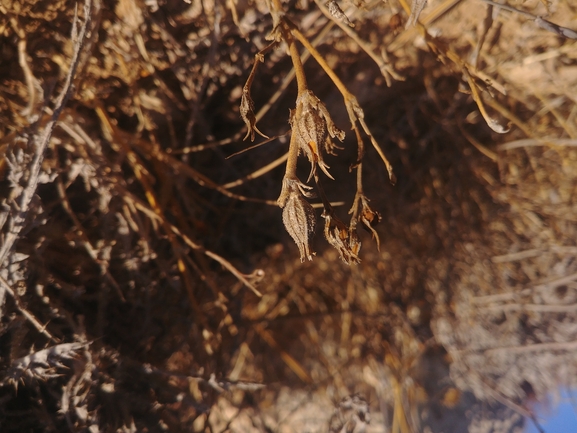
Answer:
[1,0,576,432]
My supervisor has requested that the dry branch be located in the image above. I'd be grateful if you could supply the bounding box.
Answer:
[0,0,92,265]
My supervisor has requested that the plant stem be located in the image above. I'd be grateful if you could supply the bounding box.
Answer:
[289,24,353,102]
[268,0,310,188]
[282,28,308,95]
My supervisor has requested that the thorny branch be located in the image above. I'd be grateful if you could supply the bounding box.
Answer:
[0,274,56,342]
[0,0,92,265]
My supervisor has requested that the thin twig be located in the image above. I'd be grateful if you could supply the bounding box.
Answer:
[223,152,289,189]
[391,0,463,51]
[0,274,56,342]
[7,14,40,118]
[463,68,510,134]
[479,0,577,39]
[480,302,577,313]
[55,178,125,302]
[118,187,263,297]
[314,0,404,86]
[479,340,577,355]
[289,25,395,182]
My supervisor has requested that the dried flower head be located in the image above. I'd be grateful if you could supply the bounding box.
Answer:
[278,177,316,262]
[290,90,345,181]
[323,211,361,265]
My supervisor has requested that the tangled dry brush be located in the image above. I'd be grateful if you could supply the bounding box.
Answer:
[1,0,577,431]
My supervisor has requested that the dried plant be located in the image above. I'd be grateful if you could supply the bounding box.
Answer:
[3,343,84,389]
[322,210,361,265]
[1,0,576,431]
[241,0,396,264]
[326,0,355,28]
[0,0,92,267]
[278,177,317,261]
[290,90,345,181]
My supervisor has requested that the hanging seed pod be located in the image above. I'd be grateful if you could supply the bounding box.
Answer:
[278,178,316,262]
[323,211,361,264]
[290,90,345,181]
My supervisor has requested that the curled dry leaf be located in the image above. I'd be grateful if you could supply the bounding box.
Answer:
[278,177,316,262]
[240,90,269,141]
[359,201,382,250]
[323,211,361,265]
[290,90,345,181]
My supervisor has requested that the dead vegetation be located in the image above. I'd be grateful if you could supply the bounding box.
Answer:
[1,0,577,432]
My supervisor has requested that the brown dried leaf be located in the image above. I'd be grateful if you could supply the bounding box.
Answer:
[360,204,382,250]
[240,90,269,141]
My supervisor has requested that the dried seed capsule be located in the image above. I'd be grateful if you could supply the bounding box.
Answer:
[326,0,354,28]
[322,211,361,265]
[359,200,382,250]
[290,90,344,181]
[278,178,316,262]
